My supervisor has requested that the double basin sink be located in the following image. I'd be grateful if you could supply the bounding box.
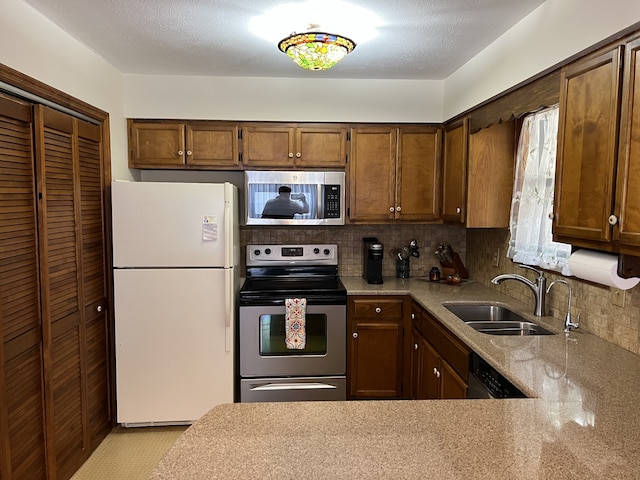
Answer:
[443,303,555,336]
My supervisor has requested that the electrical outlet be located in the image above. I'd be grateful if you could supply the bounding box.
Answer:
[611,288,626,308]
[492,248,500,267]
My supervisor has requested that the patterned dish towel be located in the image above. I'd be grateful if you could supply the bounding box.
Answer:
[285,298,306,349]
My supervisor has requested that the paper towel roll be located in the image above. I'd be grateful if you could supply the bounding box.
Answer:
[568,250,640,290]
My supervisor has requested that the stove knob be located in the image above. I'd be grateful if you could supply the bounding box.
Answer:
[313,248,320,254]
[265,248,271,255]
[253,249,261,256]
[324,248,330,255]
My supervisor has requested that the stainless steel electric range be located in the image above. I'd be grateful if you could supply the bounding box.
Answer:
[238,244,347,402]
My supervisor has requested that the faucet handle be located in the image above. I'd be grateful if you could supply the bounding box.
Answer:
[519,264,544,277]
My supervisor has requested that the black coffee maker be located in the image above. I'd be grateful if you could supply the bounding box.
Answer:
[362,237,384,284]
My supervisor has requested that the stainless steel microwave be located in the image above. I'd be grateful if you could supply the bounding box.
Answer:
[244,170,345,226]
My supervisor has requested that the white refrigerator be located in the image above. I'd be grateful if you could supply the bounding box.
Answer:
[112,180,239,426]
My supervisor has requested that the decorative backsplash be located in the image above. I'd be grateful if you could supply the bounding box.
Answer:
[240,223,467,279]
[240,223,640,355]
[466,228,640,355]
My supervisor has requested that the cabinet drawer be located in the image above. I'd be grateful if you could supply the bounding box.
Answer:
[351,297,403,319]
[421,312,470,381]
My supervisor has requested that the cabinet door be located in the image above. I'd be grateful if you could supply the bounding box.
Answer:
[421,338,440,400]
[296,126,347,168]
[186,123,240,168]
[554,46,623,245]
[616,37,640,251]
[466,121,515,228]
[348,128,396,222]
[396,127,441,222]
[442,119,468,223]
[0,95,48,479]
[348,319,403,398]
[128,121,186,167]
[440,359,468,399]
[242,125,295,168]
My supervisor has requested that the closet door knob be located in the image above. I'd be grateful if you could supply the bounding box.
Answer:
[96,305,103,313]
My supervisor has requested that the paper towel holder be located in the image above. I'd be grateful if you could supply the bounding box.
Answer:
[618,254,640,279]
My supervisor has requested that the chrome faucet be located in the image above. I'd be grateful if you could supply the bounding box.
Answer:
[491,265,547,316]
[546,279,579,332]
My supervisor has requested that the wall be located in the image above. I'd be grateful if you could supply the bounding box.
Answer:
[0,0,131,181]
[443,0,640,119]
[467,229,640,355]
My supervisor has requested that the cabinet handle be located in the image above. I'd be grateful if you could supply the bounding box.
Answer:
[396,206,401,212]
[456,207,461,214]
[96,305,103,312]
[414,343,419,350]
[609,214,618,225]
[433,367,438,376]
[548,212,555,220]
[411,313,415,320]
[352,332,358,339]
[177,150,184,156]
[296,152,301,158]
[186,150,193,156]
[389,207,395,212]
[436,370,441,378]
[375,307,381,314]
[288,152,294,158]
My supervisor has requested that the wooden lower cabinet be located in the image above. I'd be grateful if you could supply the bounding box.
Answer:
[410,302,469,400]
[347,296,409,399]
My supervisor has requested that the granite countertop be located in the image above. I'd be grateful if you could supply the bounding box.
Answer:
[151,277,640,479]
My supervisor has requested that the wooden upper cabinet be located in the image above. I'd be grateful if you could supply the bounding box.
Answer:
[466,120,515,228]
[615,37,640,253]
[442,118,468,224]
[554,45,623,246]
[128,120,240,169]
[349,125,441,223]
[349,127,397,222]
[396,127,441,222]
[242,123,347,168]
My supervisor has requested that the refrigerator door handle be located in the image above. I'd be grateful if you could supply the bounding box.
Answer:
[224,268,233,352]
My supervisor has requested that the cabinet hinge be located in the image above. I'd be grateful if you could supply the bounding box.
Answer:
[38,192,42,200]
[239,152,243,163]
[345,154,348,164]
[347,207,350,216]
[346,131,351,141]
[238,128,243,139]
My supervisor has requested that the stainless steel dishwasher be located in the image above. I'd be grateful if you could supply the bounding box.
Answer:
[467,353,526,399]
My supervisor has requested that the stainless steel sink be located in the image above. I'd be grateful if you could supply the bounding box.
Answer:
[464,321,554,336]
[443,303,556,336]
[444,303,525,322]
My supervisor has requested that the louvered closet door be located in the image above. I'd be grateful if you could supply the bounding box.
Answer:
[36,105,110,480]
[36,106,84,480]
[76,120,110,451]
[0,95,47,480]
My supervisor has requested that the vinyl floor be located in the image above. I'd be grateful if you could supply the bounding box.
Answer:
[71,425,188,480]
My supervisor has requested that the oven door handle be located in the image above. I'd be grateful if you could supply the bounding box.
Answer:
[250,382,337,391]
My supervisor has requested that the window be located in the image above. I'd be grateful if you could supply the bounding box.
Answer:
[507,105,572,275]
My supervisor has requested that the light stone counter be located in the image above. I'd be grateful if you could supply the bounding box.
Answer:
[151,277,640,479]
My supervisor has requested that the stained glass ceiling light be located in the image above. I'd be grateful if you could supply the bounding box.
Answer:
[278,32,356,71]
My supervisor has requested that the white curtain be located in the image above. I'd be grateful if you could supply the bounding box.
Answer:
[507,105,572,275]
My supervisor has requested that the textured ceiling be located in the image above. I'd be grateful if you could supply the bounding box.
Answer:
[21,0,546,80]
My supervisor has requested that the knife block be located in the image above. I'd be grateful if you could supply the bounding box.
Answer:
[440,253,468,279]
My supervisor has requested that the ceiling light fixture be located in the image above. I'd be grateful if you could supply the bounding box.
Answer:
[278,27,356,71]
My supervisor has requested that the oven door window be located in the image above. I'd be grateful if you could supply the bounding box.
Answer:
[259,314,327,355]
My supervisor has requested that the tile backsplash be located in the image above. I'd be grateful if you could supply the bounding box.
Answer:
[466,228,640,355]
[240,223,640,355]
[240,223,467,279]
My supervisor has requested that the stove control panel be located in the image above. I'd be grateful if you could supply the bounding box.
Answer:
[247,244,338,265]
